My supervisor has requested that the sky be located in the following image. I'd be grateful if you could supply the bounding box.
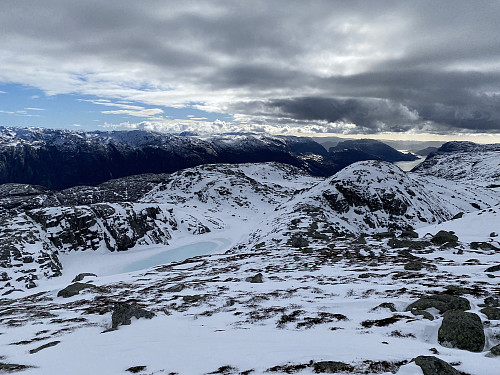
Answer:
[1,0,500,142]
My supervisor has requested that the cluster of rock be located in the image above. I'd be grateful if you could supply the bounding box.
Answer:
[406,291,500,361]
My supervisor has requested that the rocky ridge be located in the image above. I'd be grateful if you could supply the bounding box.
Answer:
[413,141,500,187]
[0,160,498,292]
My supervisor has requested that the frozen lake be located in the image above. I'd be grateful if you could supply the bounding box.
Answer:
[123,241,220,273]
[27,238,232,294]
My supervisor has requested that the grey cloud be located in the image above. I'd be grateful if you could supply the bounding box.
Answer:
[231,91,500,133]
[1,1,500,134]
[231,97,420,133]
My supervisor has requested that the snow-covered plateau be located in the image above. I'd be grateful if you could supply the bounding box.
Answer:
[0,143,500,374]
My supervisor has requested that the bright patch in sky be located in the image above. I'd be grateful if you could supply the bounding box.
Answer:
[0,83,232,131]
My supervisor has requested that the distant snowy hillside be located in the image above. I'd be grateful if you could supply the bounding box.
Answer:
[413,141,500,187]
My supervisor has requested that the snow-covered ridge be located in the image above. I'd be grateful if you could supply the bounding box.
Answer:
[413,141,500,186]
[263,160,498,241]
[1,154,500,375]
[0,160,498,292]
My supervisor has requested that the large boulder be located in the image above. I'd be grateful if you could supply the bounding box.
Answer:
[166,283,185,293]
[414,356,460,375]
[480,307,500,320]
[57,282,96,298]
[406,294,470,314]
[245,273,264,283]
[431,231,458,246]
[438,311,485,352]
[490,343,500,356]
[71,273,97,283]
[485,264,500,273]
[404,261,424,271]
[388,239,430,249]
[484,296,500,307]
[400,229,419,238]
[111,302,155,329]
[313,361,353,373]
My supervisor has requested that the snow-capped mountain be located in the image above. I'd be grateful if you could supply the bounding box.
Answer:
[0,127,333,190]
[0,127,430,190]
[412,141,500,187]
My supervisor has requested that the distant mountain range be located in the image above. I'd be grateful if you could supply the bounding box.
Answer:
[0,127,418,189]
[329,139,418,162]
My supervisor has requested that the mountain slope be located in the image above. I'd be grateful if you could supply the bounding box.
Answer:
[0,160,497,292]
[1,153,500,375]
[1,211,499,375]
[413,141,500,186]
[330,139,418,162]
[265,161,498,243]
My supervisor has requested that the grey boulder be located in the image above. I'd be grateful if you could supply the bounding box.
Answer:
[438,311,485,352]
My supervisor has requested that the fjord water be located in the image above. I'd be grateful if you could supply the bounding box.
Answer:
[394,155,425,171]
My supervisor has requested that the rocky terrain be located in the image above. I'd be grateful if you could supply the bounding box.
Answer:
[0,139,499,374]
[412,141,500,187]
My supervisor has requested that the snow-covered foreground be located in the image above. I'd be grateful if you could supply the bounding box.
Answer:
[1,158,500,374]
[1,217,500,374]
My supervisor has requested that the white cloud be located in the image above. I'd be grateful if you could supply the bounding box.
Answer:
[80,99,163,118]
[101,108,163,117]
[100,118,360,136]
[0,2,500,134]
[25,107,45,111]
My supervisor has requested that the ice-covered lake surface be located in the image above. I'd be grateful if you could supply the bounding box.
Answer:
[34,236,234,292]
[123,241,219,273]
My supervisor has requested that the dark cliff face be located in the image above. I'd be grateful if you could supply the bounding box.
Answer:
[0,128,333,190]
[330,139,418,162]
[0,128,428,190]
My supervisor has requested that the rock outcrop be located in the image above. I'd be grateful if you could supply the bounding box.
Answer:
[414,356,461,375]
[111,302,155,329]
[438,311,485,352]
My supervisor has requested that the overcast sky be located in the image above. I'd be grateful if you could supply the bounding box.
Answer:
[1,0,500,140]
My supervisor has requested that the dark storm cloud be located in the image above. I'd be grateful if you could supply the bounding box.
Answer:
[236,94,500,134]
[1,0,500,134]
[230,97,419,133]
